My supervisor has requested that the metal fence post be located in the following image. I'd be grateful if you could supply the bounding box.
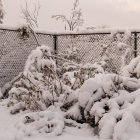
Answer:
[134,32,137,57]
[53,35,58,63]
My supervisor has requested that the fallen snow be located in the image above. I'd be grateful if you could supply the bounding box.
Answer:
[0,105,21,140]
[0,103,98,140]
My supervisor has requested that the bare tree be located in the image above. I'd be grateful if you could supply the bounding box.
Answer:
[52,0,84,31]
[0,0,5,24]
[21,0,40,28]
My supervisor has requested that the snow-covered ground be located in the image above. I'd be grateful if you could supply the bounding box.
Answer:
[1,103,140,140]
[0,104,98,140]
[0,105,20,140]
[1,41,140,140]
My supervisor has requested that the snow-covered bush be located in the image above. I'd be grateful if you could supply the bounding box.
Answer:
[76,73,140,139]
[98,89,140,140]
[58,62,106,114]
[61,62,79,74]
[58,60,107,115]
[7,45,61,113]
[122,56,140,78]
[62,62,105,90]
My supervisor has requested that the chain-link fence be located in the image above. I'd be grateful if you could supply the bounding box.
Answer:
[56,32,137,71]
[0,28,139,87]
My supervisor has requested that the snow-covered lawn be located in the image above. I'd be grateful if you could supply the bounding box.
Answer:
[0,105,98,140]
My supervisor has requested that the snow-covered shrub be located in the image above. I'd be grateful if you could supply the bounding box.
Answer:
[1,73,23,99]
[62,63,105,90]
[59,57,110,121]
[61,62,79,74]
[78,74,121,119]
[98,89,140,140]
[15,106,65,138]
[122,56,140,78]
[7,45,61,113]
[64,74,121,125]
[58,61,106,116]
[59,84,78,111]
[76,73,140,139]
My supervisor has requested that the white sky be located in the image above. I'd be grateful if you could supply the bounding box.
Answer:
[2,0,140,31]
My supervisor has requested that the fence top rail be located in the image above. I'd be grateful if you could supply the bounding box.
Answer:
[35,28,140,35]
[0,25,140,35]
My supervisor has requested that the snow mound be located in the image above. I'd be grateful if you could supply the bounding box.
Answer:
[15,106,64,138]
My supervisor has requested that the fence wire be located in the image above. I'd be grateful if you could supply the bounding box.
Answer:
[0,29,139,87]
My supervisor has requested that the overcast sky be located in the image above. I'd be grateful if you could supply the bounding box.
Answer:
[2,0,140,31]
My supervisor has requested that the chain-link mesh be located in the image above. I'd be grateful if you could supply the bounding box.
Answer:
[136,33,140,56]
[57,33,135,72]
[0,29,54,87]
[0,29,139,87]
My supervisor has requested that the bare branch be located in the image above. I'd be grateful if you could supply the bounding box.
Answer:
[73,0,79,10]
[52,0,83,31]
[21,0,40,28]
